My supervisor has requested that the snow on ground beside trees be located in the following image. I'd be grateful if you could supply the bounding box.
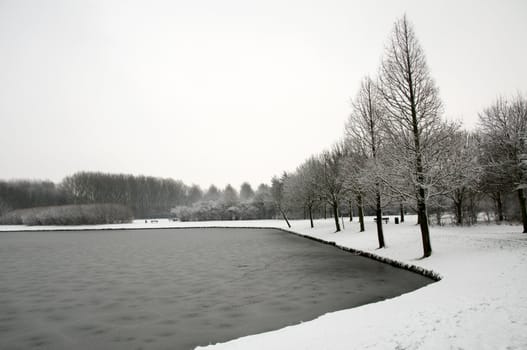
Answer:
[2,216,526,349]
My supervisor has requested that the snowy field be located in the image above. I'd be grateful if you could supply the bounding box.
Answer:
[2,216,527,349]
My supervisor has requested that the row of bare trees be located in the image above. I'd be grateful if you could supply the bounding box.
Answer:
[273,15,527,258]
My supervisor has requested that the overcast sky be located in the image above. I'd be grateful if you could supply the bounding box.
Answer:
[1,0,526,189]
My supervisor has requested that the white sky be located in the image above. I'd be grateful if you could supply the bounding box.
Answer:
[1,0,526,189]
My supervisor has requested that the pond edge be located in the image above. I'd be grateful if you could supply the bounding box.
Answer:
[1,224,442,281]
[275,227,443,282]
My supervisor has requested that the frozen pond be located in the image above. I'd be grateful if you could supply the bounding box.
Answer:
[0,228,433,349]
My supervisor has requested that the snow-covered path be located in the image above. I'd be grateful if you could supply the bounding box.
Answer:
[2,217,527,349]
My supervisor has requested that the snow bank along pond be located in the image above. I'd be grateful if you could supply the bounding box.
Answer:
[0,227,434,349]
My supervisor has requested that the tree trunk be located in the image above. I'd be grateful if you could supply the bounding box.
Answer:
[454,189,464,225]
[468,195,478,225]
[308,204,314,228]
[332,201,341,232]
[518,189,527,233]
[375,189,385,248]
[495,192,504,222]
[279,207,291,228]
[340,205,345,230]
[349,200,353,221]
[324,204,327,219]
[455,200,463,226]
[357,194,365,232]
[405,26,432,257]
[399,202,405,223]
[418,188,432,257]
[412,118,432,255]
[412,127,432,256]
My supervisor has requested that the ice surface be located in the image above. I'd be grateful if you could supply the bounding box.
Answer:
[0,227,431,350]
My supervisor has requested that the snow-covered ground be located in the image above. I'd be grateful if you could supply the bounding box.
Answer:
[2,216,527,349]
[0,218,282,232]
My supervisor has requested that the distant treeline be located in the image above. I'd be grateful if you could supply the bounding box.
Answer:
[172,183,278,221]
[0,204,133,226]
[61,172,189,218]
[0,172,279,222]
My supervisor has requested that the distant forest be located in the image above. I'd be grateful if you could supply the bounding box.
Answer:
[0,171,360,225]
[0,171,282,222]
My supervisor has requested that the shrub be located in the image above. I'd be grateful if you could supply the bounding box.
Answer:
[0,204,133,226]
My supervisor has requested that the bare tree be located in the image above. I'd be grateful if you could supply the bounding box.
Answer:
[478,94,527,232]
[222,184,238,207]
[378,15,452,257]
[253,184,275,219]
[187,184,204,205]
[314,143,348,232]
[441,131,482,225]
[239,182,255,202]
[271,174,291,228]
[341,149,366,232]
[284,157,320,228]
[204,185,221,201]
[346,76,386,248]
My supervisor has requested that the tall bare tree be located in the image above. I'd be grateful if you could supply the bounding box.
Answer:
[346,76,386,248]
[378,15,450,257]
